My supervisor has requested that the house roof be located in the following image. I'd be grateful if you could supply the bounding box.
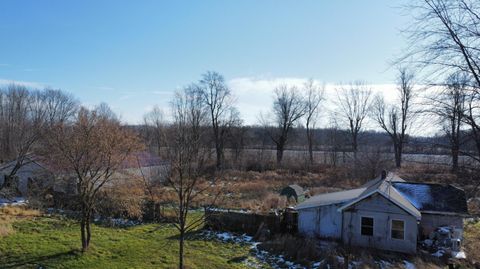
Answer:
[295,172,422,219]
[340,179,422,220]
[295,187,366,210]
[294,172,404,211]
[280,184,304,196]
[392,182,469,215]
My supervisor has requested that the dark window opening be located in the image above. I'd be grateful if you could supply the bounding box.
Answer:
[391,220,405,240]
[361,217,374,236]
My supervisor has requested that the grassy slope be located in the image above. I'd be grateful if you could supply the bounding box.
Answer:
[0,216,254,269]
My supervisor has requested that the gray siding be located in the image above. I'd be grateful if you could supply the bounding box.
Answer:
[420,214,463,238]
[342,194,418,254]
[0,161,52,195]
[298,203,342,239]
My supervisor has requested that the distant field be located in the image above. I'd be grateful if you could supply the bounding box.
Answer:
[0,215,256,269]
[239,148,477,167]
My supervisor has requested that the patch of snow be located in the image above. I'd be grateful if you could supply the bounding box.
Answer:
[377,260,392,269]
[312,260,324,269]
[0,197,26,207]
[202,230,303,268]
[431,249,445,257]
[437,226,451,234]
[404,260,415,269]
[453,251,466,259]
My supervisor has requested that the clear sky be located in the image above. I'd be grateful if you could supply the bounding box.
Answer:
[0,0,410,125]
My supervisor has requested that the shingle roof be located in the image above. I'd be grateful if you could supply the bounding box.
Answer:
[295,187,366,210]
[295,172,421,219]
[295,172,405,211]
[392,182,469,215]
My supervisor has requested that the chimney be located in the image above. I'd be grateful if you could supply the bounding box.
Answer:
[381,170,387,180]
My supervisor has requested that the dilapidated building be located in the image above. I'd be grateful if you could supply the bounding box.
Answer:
[295,172,468,254]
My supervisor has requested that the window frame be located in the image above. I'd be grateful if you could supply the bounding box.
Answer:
[390,219,405,240]
[360,216,374,236]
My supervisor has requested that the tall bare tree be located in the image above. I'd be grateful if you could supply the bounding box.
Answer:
[164,86,220,269]
[335,82,372,164]
[402,0,480,165]
[303,79,325,165]
[372,68,415,168]
[199,71,239,170]
[44,106,142,252]
[430,72,468,171]
[143,105,166,155]
[268,85,306,165]
[0,85,78,192]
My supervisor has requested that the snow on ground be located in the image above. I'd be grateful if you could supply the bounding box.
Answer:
[201,230,304,268]
[404,261,416,269]
[453,251,466,259]
[431,249,445,257]
[0,197,26,207]
[202,230,419,269]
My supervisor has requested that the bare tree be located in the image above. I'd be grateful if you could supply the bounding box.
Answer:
[430,72,468,171]
[42,88,78,125]
[43,106,142,252]
[402,0,480,85]
[199,71,239,170]
[402,0,480,165]
[303,79,325,165]
[0,86,78,192]
[372,68,415,168]
[143,105,166,155]
[335,82,372,164]
[164,86,220,269]
[269,85,306,165]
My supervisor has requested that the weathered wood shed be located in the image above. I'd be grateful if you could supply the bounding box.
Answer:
[280,184,305,203]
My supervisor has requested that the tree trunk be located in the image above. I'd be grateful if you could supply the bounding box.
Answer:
[86,212,92,247]
[215,143,222,170]
[179,229,185,269]
[451,145,459,172]
[276,143,284,166]
[307,127,314,165]
[81,217,88,252]
[80,203,90,252]
[394,145,401,168]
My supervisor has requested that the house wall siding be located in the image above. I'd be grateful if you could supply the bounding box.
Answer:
[342,194,418,254]
[420,214,463,238]
[297,203,342,239]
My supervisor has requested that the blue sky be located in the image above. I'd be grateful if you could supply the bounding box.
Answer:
[0,0,410,124]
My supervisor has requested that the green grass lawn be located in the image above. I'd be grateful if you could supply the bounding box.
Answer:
[0,215,259,269]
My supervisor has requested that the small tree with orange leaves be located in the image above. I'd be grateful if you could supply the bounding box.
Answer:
[44,106,143,252]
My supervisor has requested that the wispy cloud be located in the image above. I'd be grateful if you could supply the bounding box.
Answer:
[0,78,46,89]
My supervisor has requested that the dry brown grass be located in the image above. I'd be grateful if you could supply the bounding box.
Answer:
[211,168,364,212]
[464,220,480,265]
[0,206,41,237]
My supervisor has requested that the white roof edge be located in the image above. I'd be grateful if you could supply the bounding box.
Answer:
[337,189,421,220]
[296,201,344,210]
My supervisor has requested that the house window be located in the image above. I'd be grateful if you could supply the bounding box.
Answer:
[391,219,405,240]
[361,217,374,236]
